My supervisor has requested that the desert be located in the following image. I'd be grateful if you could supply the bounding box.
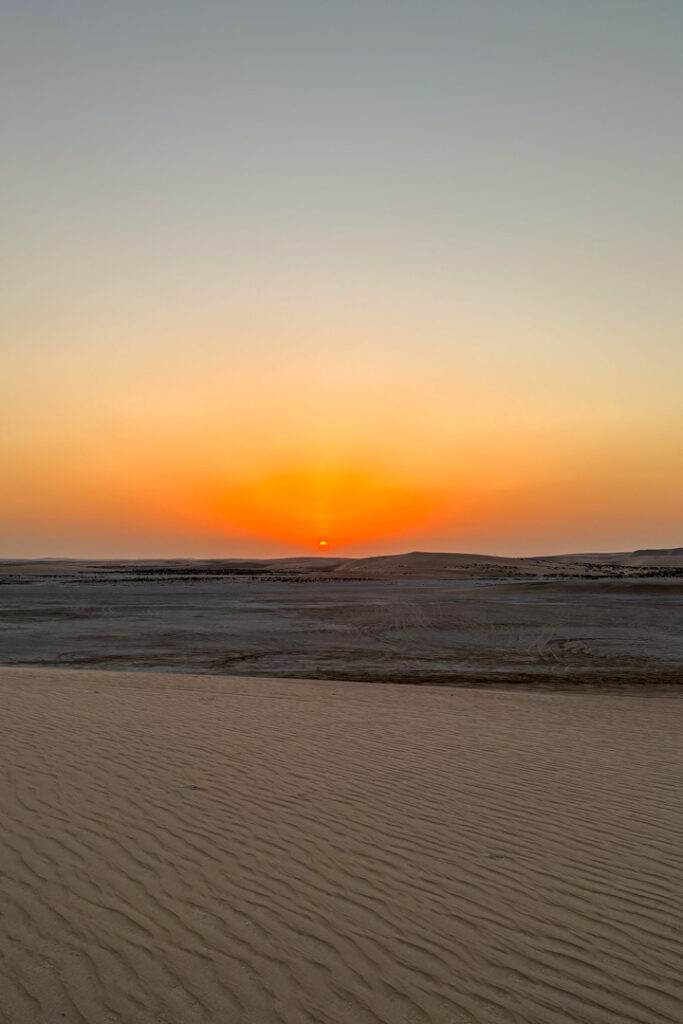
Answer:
[5,2,683,1020]
[1,666,682,1024]
[1,553,682,1022]
[1,550,682,686]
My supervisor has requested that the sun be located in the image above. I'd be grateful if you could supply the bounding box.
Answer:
[317,539,329,551]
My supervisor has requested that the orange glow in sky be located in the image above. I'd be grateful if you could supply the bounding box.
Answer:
[2,4,682,557]
[1,314,682,557]
[203,470,444,552]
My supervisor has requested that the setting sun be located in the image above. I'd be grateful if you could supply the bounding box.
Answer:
[1,1,680,564]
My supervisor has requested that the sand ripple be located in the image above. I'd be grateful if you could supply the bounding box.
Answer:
[1,668,682,1023]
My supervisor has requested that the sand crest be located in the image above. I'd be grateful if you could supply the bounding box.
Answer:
[1,667,681,1023]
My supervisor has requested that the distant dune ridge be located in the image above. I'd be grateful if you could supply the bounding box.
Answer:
[324,548,683,578]
[1,547,682,579]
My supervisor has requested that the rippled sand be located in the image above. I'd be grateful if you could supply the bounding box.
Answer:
[1,667,681,1023]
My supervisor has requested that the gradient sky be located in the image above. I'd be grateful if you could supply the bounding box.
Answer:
[2,1,682,557]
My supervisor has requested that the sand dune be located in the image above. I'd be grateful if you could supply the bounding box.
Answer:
[327,549,683,578]
[541,549,683,569]
[1,547,682,583]
[327,551,517,578]
[1,667,681,1023]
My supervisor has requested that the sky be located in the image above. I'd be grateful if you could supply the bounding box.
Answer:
[2,0,682,557]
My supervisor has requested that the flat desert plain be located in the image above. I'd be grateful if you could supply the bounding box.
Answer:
[1,555,683,685]
[1,666,682,1024]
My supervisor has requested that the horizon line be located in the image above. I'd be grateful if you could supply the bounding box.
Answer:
[2,545,681,563]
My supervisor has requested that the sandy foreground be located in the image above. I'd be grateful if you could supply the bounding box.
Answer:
[0,668,682,1024]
